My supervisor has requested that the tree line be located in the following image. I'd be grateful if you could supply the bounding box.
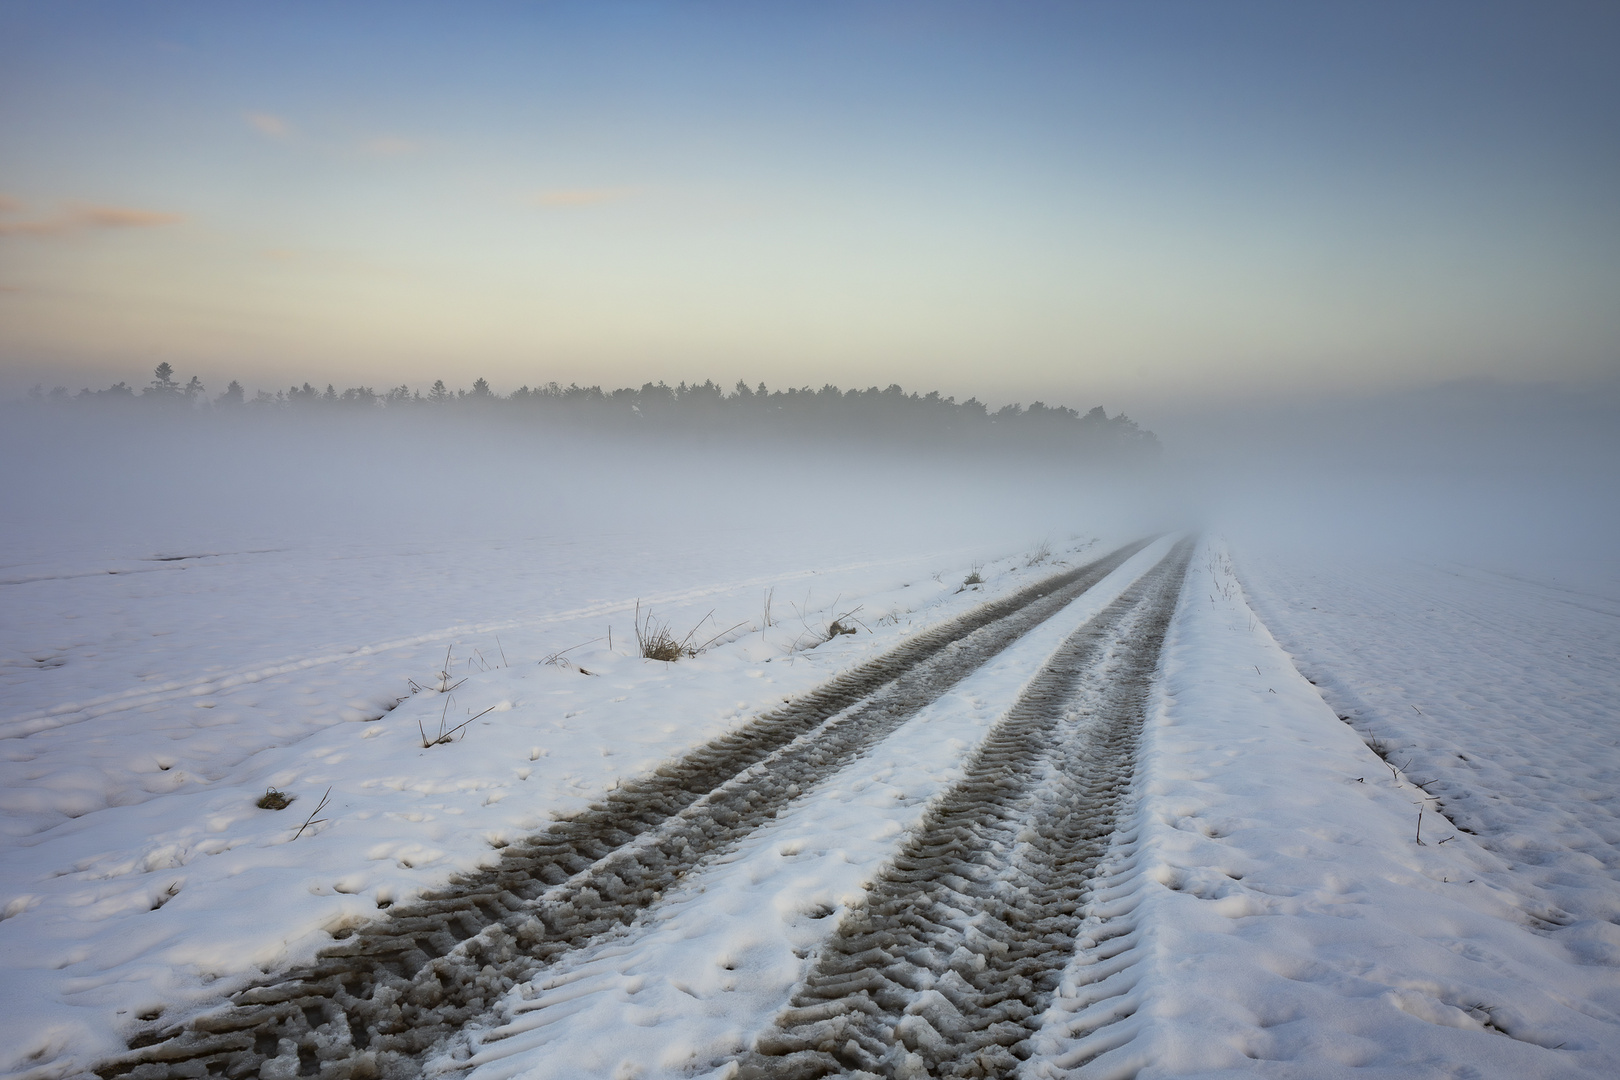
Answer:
[28,364,1160,459]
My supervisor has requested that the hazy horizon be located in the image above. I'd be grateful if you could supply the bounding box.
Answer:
[5,1,1617,567]
[6,9,1620,1074]
[3,1,1617,412]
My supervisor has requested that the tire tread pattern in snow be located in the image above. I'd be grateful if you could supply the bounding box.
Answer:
[97,540,1156,1080]
[738,538,1193,1079]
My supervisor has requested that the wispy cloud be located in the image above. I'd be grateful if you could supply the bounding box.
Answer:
[246,112,292,138]
[74,206,183,228]
[533,186,635,208]
[361,136,423,157]
[0,200,184,238]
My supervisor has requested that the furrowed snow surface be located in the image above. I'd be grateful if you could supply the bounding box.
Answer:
[6,413,1617,1080]
[444,539,1186,1080]
[0,419,1154,1080]
[89,540,1162,1080]
[1241,547,1620,956]
[1029,541,1620,1078]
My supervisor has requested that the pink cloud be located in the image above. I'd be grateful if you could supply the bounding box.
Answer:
[0,202,184,238]
[533,186,634,208]
[247,112,292,138]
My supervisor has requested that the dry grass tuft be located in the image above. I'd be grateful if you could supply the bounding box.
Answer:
[825,604,868,640]
[635,602,691,661]
[634,601,747,662]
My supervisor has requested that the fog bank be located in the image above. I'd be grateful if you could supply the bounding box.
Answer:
[6,375,1615,588]
[1148,378,1620,574]
[0,404,1177,581]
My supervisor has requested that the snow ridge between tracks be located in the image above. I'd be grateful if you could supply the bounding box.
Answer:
[97,541,1155,1080]
[739,539,1193,1079]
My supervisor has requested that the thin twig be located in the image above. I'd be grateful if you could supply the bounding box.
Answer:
[439,704,498,743]
[417,700,433,748]
[693,620,750,654]
[676,610,717,652]
[829,604,869,635]
[423,693,456,747]
[292,788,332,841]
[540,638,602,666]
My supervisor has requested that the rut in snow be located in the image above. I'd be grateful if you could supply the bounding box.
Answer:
[737,538,1192,1080]
[98,539,1156,1080]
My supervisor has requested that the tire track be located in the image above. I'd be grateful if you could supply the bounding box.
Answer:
[738,538,1192,1079]
[97,540,1157,1080]
[1,552,940,740]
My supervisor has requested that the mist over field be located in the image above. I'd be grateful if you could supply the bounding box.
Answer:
[5,373,1619,1076]
[2,381,1172,564]
[4,3,1620,1077]
[10,370,1614,576]
[1156,378,1620,572]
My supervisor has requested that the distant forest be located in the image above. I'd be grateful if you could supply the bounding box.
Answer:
[29,364,1160,459]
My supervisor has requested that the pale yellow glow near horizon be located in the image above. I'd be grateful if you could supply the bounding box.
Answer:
[2,173,1611,414]
[3,6,1617,412]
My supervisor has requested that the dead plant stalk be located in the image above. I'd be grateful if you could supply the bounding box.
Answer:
[633,601,743,661]
[419,694,498,747]
[291,788,332,841]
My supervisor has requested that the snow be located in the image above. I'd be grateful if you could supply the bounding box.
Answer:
[4,408,1617,1078]
[0,531,1102,1076]
[1030,540,1620,1077]
[434,539,1180,1080]
[1239,548,1620,948]
[0,410,1151,1078]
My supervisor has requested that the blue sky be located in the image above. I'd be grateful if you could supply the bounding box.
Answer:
[1,1,1616,409]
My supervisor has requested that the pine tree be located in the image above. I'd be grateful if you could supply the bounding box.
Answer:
[148,362,180,396]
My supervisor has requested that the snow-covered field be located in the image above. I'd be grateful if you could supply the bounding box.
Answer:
[3,412,1617,1078]
[1027,543,1620,1077]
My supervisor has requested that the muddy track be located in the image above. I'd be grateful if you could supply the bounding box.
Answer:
[738,539,1193,1080]
[99,540,1156,1080]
